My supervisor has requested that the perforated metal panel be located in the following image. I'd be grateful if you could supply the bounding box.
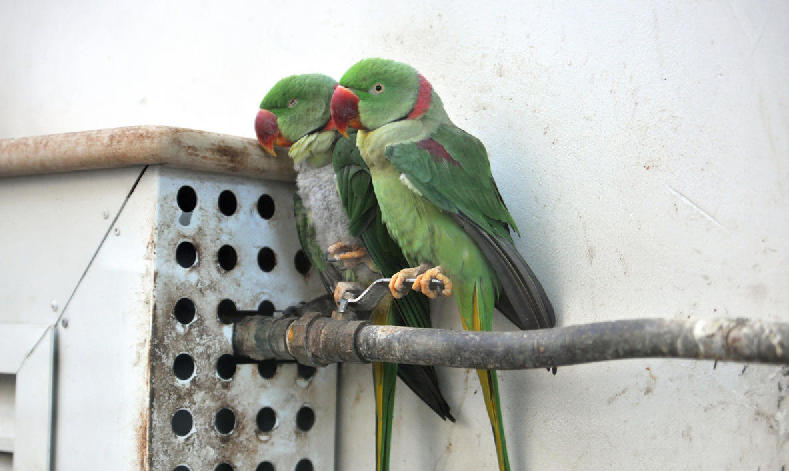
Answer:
[149,168,335,471]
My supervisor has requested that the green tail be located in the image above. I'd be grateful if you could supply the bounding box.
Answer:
[458,281,511,471]
[371,299,397,471]
[476,369,510,471]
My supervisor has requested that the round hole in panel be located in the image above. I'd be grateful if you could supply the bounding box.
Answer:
[294,459,313,471]
[217,299,237,324]
[215,408,236,435]
[257,300,275,317]
[297,364,316,380]
[257,247,277,272]
[293,250,311,275]
[296,406,315,431]
[216,354,237,380]
[256,407,276,432]
[173,353,195,381]
[171,409,193,437]
[214,464,233,471]
[218,245,238,271]
[258,360,277,379]
[173,298,196,325]
[174,465,191,471]
[256,462,274,471]
[176,242,197,268]
[257,194,275,219]
[218,190,237,216]
[177,186,197,212]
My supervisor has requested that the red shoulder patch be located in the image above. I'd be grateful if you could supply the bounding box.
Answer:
[407,75,432,120]
[417,138,459,166]
[322,118,337,131]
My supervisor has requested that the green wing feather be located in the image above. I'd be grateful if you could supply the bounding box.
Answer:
[293,192,341,293]
[333,130,378,236]
[384,123,518,241]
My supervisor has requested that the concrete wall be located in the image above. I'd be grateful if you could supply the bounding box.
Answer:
[2,1,787,469]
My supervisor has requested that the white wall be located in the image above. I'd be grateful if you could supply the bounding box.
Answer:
[2,1,787,469]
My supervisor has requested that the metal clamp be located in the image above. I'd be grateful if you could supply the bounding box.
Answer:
[338,277,444,313]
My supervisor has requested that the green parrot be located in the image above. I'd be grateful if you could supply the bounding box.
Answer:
[330,58,556,471]
[254,74,454,471]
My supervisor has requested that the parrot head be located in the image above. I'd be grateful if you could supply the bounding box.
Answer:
[255,74,337,156]
[331,58,430,134]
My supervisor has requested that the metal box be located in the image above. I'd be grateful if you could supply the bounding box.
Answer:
[0,157,335,471]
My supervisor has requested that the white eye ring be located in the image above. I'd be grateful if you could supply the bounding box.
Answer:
[288,98,298,108]
[369,83,384,95]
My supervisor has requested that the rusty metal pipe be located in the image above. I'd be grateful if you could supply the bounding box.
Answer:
[234,315,789,369]
[0,125,296,180]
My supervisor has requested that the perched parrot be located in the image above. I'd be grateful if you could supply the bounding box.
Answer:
[254,74,454,471]
[330,58,556,471]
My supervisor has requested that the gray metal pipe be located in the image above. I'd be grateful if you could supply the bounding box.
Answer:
[233,314,789,369]
[357,318,788,369]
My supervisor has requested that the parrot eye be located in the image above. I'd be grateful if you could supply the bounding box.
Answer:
[287,98,298,108]
[369,83,385,95]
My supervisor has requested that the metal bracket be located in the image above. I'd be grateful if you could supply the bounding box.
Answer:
[337,277,444,313]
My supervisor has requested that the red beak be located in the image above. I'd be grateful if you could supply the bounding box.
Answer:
[254,109,292,156]
[330,85,364,138]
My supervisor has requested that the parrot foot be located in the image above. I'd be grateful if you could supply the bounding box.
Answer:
[333,281,364,306]
[327,241,359,256]
[326,242,371,268]
[388,264,430,299]
[412,266,452,299]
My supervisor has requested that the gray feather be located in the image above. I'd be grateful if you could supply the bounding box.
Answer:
[294,161,361,251]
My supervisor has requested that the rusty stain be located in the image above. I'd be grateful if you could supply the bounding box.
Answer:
[643,367,657,395]
[136,409,150,471]
[209,143,249,163]
[351,385,363,408]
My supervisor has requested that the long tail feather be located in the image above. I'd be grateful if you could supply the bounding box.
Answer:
[477,369,510,471]
[371,299,397,471]
[460,283,511,471]
[373,360,397,471]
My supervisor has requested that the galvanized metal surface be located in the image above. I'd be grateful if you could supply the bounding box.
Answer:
[0,167,144,326]
[0,376,13,454]
[0,166,152,471]
[14,327,55,471]
[0,325,49,374]
[52,166,157,471]
[0,126,296,180]
[149,167,331,471]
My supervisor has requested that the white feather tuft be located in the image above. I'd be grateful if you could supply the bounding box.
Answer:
[399,173,423,197]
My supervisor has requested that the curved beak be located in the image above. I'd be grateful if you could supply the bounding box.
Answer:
[254,109,292,156]
[330,85,364,138]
